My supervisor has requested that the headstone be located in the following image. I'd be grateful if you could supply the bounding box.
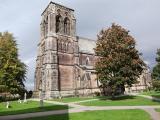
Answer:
[18,99,21,103]
[59,95,62,99]
[39,91,44,107]
[40,99,43,107]
[6,101,10,109]
[23,93,27,103]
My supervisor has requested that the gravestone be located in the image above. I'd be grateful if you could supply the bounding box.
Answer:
[40,99,43,107]
[18,99,22,103]
[23,93,27,103]
[39,91,44,107]
[6,101,10,109]
[59,95,62,99]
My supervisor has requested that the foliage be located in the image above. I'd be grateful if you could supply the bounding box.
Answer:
[151,49,160,91]
[152,49,160,80]
[142,90,160,98]
[152,80,160,91]
[94,23,145,96]
[27,90,33,98]
[0,32,27,96]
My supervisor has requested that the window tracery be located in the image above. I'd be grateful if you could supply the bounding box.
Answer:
[64,17,70,35]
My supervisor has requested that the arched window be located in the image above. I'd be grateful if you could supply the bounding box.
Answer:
[42,16,48,37]
[56,15,62,33]
[86,57,90,66]
[53,71,56,76]
[41,23,45,37]
[45,16,48,35]
[47,70,49,77]
[61,42,63,51]
[67,42,72,53]
[64,42,67,52]
[64,17,70,35]
[66,43,68,51]
[53,55,56,63]
[58,41,61,51]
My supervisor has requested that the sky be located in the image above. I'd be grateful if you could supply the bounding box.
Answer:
[0,0,160,90]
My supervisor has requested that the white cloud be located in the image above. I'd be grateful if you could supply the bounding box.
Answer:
[144,61,150,66]
[23,57,35,65]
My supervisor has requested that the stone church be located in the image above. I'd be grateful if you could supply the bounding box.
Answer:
[34,2,151,99]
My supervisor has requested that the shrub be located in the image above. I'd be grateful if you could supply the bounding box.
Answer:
[152,80,160,91]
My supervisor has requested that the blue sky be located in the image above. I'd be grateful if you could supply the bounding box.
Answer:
[0,0,160,90]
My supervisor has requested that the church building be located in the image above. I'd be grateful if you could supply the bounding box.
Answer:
[34,2,151,99]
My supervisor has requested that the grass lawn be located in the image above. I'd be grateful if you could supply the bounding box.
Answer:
[51,97,98,103]
[79,95,160,106]
[0,100,68,116]
[155,108,160,112]
[141,91,160,98]
[24,109,151,120]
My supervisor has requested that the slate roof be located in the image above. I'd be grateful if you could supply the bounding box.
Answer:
[77,36,96,54]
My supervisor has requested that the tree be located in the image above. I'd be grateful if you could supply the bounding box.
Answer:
[0,32,27,96]
[152,49,160,91]
[94,24,146,96]
[152,49,160,80]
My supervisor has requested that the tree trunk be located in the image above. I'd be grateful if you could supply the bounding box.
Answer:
[121,84,125,94]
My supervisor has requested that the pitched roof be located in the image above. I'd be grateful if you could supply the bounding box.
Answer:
[77,36,96,54]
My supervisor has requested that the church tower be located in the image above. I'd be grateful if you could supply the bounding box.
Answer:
[34,2,78,98]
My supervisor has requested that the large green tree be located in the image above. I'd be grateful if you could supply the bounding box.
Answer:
[94,24,146,96]
[0,32,27,96]
[152,49,160,80]
[151,49,160,91]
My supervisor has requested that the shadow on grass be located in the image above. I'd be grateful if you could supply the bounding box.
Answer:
[150,95,160,104]
[23,111,69,120]
[97,95,136,101]
[0,104,69,116]
[151,95,160,99]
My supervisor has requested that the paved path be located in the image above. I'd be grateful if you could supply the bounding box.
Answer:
[142,108,160,120]
[1,96,160,120]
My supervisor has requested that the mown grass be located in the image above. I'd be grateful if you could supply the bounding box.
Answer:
[155,108,160,112]
[0,100,68,116]
[79,95,160,106]
[141,90,160,98]
[24,109,151,120]
[51,97,99,103]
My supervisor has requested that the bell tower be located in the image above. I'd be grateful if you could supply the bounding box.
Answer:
[35,2,78,98]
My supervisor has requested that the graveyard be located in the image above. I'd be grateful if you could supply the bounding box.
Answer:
[0,100,68,116]
[0,94,160,120]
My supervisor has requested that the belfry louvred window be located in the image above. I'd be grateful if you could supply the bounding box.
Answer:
[64,17,70,35]
[56,15,62,33]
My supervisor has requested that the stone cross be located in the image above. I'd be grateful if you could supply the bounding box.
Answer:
[23,93,27,103]
[6,101,10,109]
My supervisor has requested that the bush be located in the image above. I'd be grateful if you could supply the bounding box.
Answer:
[152,80,160,91]
[94,91,101,96]
[0,93,20,102]
[27,91,33,98]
